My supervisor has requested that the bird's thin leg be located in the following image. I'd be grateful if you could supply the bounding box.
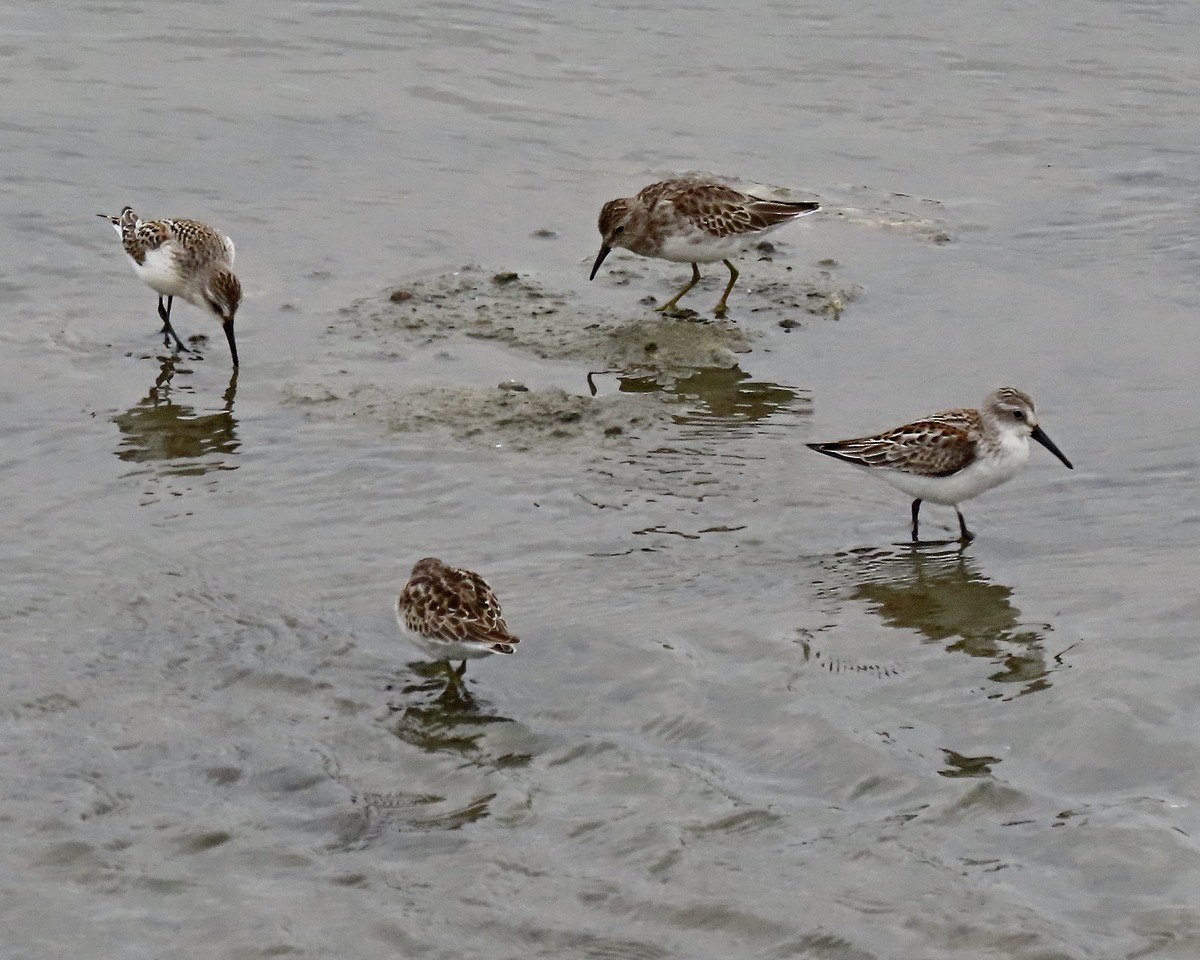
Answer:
[156,296,187,352]
[713,259,740,317]
[955,508,975,543]
[436,661,462,699]
[437,660,470,700]
[911,499,922,542]
[655,262,702,314]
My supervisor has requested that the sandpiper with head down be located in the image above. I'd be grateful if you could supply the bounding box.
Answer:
[395,557,520,685]
[589,178,819,317]
[807,387,1074,543]
[99,206,242,366]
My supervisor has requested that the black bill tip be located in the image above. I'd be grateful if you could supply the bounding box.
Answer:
[1031,424,1072,469]
[589,244,611,281]
[223,318,239,368]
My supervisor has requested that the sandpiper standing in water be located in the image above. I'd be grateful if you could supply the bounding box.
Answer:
[589,178,819,317]
[395,558,520,685]
[98,206,242,366]
[807,387,1074,543]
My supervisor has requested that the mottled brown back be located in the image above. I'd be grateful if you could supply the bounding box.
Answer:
[637,179,819,238]
[105,206,235,271]
[398,557,519,648]
[808,408,982,477]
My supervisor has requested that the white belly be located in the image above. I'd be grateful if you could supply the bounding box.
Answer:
[868,439,1030,505]
[654,231,749,263]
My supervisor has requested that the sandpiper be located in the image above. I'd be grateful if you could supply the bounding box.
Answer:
[395,557,520,683]
[589,178,819,317]
[98,206,242,366]
[807,387,1074,542]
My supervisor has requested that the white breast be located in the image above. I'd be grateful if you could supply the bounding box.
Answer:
[654,231,747,263]
[868,434,1031,506]
[131,244,187,298]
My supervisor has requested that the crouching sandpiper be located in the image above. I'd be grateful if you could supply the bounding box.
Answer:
[395,557,520,685]
[99,206,242,366]
[589,178,819,317]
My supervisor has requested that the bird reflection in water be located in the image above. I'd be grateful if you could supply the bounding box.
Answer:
[587,363,809,430]
[353,667,527,836]
[839,545,1062,698]
[112,354,240,476]
[387,662,522,763]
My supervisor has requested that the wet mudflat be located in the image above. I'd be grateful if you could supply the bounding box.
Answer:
[2,2,1200,959]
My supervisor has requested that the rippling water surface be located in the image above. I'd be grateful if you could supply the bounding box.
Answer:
[2,1,1199,958]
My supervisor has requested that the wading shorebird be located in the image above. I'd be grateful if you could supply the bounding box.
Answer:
[395,557,520,685]
[98,206,242,366]
[807,387,1074,543]
[589,178,819,317]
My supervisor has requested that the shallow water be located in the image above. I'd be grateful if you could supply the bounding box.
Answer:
[2,1,1200,958]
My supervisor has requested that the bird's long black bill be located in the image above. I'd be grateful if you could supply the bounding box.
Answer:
[589,245,611,281]
[224,318,239,368]
[1031,425,1072,469]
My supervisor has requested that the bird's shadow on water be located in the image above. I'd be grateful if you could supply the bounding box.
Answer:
[112,354,240,477]
[587,362,811,433]
[811,544,1075,700]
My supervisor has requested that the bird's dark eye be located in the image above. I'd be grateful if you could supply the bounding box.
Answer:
[1013,410,1026,421]
[613,225,625,234]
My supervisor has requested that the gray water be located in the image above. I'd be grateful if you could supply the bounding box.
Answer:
[2,1,1200,957]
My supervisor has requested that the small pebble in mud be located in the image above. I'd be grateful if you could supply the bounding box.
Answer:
[604,426,623,436]
[531,229,558,239]
[389,288,414,302]
[779,318,802,330]
[818,258,839,267]
[492,271,520,285]
[643,342,658,354]
[498,380,529,392]
[756,240,776,254]
[639,295,658,306]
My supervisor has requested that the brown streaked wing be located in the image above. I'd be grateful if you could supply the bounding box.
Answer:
[635,178,701,207]
[166,219,233,264]
[671,183,814,238]
[740,197,819,231]
[661,182,752,234]
[133,218,173,253]
[811,409,981,477]
[450,566,520,645]
[406,565,520,646]
[636,180,741,219]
